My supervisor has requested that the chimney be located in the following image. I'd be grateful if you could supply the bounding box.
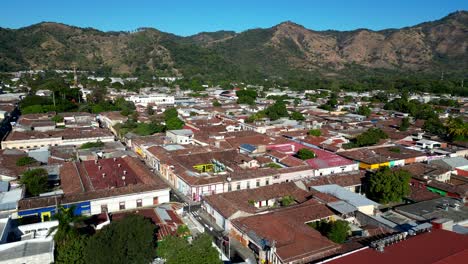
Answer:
[102,173,106,178]
[118,163,121,167]
[94,159,98,164]
[98,165,102,170]
[123,170,127,175]
[113,158,117,162]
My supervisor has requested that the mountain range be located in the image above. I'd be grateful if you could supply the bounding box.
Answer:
[0,11,466,79]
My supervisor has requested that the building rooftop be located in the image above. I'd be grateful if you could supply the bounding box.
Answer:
[60,156,165,194]
[338,146,426,165]
[203,182,310,219]
[312,184,379,208]
[0,237,54,262]
[232,201,339,263]
[395,197,468,223]
[328,229,468,264]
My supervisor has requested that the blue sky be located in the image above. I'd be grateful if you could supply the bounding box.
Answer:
[1,0,466,36]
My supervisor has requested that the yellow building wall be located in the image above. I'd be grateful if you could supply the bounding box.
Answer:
[359,162,390,170]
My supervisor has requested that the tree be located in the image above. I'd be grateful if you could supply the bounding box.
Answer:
[84,215,157,264]
[265,101,288,121]
[327,220,351,244]
[52,115,64,123]
[56,235,87,264]
[293,98,301,106]
[290,111,305,121]
[308,129,321,137]
[236,89,257,105]
[399,117,410,131]
[53,206,88,264]
[157,234,221,264]
[16,156,37,166]
[308,219,350,244]
[21,168,48,196]
[166,117,184,130]
[176,224,190,237]
[296,148,316,160]
[345,128,388,148]
[147,106,155,115]
[368,167,411,204]
[164,108,185,130]
[212,100,221,107]
[280,195,295,206]
[357,106,371,117]
[423,117,446,137]
[447,117,468,141]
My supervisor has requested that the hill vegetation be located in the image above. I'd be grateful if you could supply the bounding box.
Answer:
[0,11,466,91]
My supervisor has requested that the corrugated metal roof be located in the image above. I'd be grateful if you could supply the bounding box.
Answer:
[312,184,379,207]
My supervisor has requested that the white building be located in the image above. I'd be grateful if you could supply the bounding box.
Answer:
[125,94,175,107]
[166,129,194,145]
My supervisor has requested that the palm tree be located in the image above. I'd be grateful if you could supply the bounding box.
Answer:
[47,206,88,243]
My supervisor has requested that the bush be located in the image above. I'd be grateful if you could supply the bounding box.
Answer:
[266,162,282,169]
[79,140,105,149]
[308,129,321,136]
[16,156,37,166]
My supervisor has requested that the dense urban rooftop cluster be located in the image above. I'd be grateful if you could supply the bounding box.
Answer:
[0,70,467,264]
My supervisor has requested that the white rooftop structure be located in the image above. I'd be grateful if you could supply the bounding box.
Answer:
[312,184,379,215]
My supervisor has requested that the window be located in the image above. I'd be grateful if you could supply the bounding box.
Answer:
[101,204,108,213]
[136,199,142,207]
[247,182,251,189]
[256,180,260,187]
[236,183,241,190]
[119,202,125,210]
[228,184,232,191]
[265,179,269,185]
[153,197,159,205]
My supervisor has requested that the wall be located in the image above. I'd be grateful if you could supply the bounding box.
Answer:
[90,189,170,215]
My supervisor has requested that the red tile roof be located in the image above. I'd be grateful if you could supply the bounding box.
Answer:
[328,229,468,264]
[232,201,339,263]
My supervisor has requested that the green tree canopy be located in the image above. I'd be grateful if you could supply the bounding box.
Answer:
[327,220,351,244]
[423,117,446,137]
[236,89,258,105]
[212,100,221,107]
[265,101,289,121]
[308,219,350,244]
[84,215,157,264]
[157,234,221,264]
[308,129,322,137]
[357,105,371,117]
[345,128,388,148]
[296,148,316,160]
[16,156,37,166]
[368,167,411,204]
[290,111,305,121]
[399,117,410,131]
[21,168,49,196]
[53,206,88,264]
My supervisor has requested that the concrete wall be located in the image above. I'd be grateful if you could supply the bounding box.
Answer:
[90,189,170,215]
